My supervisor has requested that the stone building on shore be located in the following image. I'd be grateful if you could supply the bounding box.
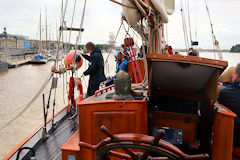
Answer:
[0,27,28,49]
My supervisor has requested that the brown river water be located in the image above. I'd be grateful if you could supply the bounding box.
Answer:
[0,52,239,159]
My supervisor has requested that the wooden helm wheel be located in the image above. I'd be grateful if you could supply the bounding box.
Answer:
[79,126,209,160]
[96,140,182,160]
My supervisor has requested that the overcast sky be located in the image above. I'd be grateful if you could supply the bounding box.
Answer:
[0,0,239,49]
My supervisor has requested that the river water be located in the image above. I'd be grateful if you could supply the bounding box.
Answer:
[0,52,239,159]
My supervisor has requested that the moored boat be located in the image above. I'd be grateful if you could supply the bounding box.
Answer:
[29,55,47,64]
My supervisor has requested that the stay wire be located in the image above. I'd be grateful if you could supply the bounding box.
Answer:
[63,72,66,104]
[55,0,69,67]
[186,0,192,43]
[180,0,189,51]
[123,23,144,54]
[194,0,198,40]
[165,23,168,44]
[104,21,123,65]
[129,27,142,41]
[183,0,190,49]
[204,0,215,44]
[67,0,77,51]
[203,0,222,60]
[75,0,87,48]
[71,0,88,73]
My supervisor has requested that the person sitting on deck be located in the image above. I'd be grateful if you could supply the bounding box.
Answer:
[218,63,240,160]
[175,51,183,55]
[166,46,173,54]
[188,48,199,57]
[105,52,128,87]
[82,42,106,97]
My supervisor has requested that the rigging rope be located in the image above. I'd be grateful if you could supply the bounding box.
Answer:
[128,45,139,83]
[130,44,143,82]
[109,0,136,9]
[122,22,146,83]
[62,0,78,104]
[52,80,57,126]
[194,0,198,41]
[70,0,87,74]
[0,72,53,131]
[165,23,168,44]
[66,0,88,103]
[75,0,87,49]
[129,27,142,41]
[186,0,192,43]
[55,0,69,67]
[67,0,77,51]
[104,20,123,65]
[122,22,148,89]
[180,0,189,51]
[63,71,66,104]
[203,0,223,60]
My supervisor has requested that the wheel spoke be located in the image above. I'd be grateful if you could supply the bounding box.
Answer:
[148,157,169,160]
[104,155,112,160]
[108,150,131,159]
[153,129,165,145]
[123,148,137,159]
[95,126,208,160]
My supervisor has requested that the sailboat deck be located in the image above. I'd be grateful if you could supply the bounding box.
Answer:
[83,89,116,103]
[33,116,79,160]
[11,113,80,160]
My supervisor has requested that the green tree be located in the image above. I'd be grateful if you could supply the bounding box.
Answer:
[230,44,240,53]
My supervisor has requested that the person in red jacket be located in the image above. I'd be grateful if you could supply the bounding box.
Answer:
[166,46,173,54]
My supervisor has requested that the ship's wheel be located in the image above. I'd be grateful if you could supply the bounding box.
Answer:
[79,126,209,160]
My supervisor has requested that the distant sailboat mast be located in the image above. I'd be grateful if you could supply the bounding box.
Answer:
[39,11,42,55]
[45,7,48,52]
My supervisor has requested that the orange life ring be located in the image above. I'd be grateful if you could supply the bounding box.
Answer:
[75,78,84,102]
[68,77,84,110]
[77,82,84,102]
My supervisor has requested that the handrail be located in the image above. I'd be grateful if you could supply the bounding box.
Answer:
[94,85,114,97]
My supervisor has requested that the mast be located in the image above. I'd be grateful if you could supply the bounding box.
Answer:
[49,23,51,52]
[39,11,42,54]
[45,6,48,52]
[61,0,64,55]
[56,21,58,53]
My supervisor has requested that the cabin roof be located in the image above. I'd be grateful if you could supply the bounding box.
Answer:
[147,54,228,104]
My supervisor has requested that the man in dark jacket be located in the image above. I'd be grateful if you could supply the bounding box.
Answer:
[82,42,106,97]
[218,63,240,158]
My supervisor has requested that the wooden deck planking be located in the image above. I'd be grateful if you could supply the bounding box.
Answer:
[32,116,79,160]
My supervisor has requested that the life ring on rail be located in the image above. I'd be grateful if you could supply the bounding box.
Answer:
[75,78,84,102]
[68,77,84,111]
[64,51,83,70]
[68,77,76,108]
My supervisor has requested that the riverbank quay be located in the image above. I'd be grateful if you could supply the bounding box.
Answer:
[0,61,8,72]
